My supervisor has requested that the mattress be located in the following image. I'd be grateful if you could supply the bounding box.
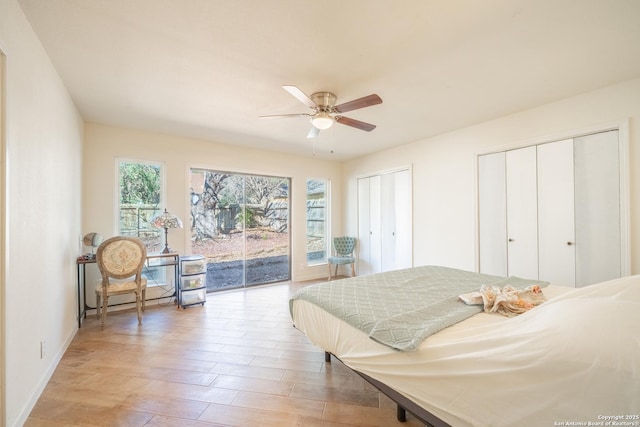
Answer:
[291,276,640,427]
[290,265,547,351]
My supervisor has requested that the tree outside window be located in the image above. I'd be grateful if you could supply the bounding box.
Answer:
[118,160,163,252]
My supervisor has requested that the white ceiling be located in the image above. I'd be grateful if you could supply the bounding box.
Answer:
[18,0,640,160]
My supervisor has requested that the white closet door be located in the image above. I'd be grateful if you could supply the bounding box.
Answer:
[369,175,382,274]
[358,170,412,275]
[537,139,576,286]
[574,131,621,286]
[478,152,507,276]
[357,177,372,275]
[380,173,396,272]
[506,146,538,279]
[357,175,383,275]
[394,169,412,269]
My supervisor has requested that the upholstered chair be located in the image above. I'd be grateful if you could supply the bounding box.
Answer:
[327,236,356,280]
[95,236,147,328]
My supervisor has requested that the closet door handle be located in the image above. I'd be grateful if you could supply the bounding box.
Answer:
[508,238,514,242]
[567,241,574,246]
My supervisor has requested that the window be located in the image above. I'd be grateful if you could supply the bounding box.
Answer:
[117,159,163,252]
[306,178,328,265]
[190,168,291,291]
[118,159,167,285]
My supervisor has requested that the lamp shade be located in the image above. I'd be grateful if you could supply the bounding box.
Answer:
[151,209,183,253]
[151,208,183,229]
[311,112,334,130]
[82,232,103,248]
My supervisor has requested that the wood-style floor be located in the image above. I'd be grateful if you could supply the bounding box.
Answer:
[26,279,424,427]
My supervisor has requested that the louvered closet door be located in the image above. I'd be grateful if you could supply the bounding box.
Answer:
[506,146,538,279]
[478,152,508,277]
[537,139,576,286]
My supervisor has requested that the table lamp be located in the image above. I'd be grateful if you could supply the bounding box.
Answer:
[82,232,103,259]
[151,208,183,253]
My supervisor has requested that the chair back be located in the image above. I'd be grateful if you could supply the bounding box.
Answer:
[333,237,356,257]
[96,236,147,284]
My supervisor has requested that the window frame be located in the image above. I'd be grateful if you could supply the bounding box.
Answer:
[305,177,330,266]
[115,157,165,239]
[115,158,168,286]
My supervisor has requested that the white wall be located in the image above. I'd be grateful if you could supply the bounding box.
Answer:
[0,0,84,425]
[344,78,640,275]
[83,123,343,284]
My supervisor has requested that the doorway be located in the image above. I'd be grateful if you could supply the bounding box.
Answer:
[189,169,291,290]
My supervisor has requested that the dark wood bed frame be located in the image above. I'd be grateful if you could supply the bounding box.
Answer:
[325,352,451,427]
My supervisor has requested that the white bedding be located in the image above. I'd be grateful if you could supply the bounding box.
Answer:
[291,278,640,427]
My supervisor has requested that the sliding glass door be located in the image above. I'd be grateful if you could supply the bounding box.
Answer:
[190,169,290,291]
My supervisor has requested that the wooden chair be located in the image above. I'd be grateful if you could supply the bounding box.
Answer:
[328,237,356,280]
[95,236,147,328]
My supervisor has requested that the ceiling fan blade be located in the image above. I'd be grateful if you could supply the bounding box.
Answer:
[283,85,316,109]
[335,116,376,132]
[259,113,311,119]
[334,94,382,113]
[307,126,320,139]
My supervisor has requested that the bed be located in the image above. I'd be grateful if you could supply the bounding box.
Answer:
[289,265,640,427]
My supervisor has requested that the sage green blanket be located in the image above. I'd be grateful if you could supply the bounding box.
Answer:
[290,265,547,351]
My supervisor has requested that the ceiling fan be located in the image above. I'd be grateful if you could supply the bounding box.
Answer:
[261,85,382,138]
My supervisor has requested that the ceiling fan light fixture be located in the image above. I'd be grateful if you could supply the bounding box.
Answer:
[311,112,334,130]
